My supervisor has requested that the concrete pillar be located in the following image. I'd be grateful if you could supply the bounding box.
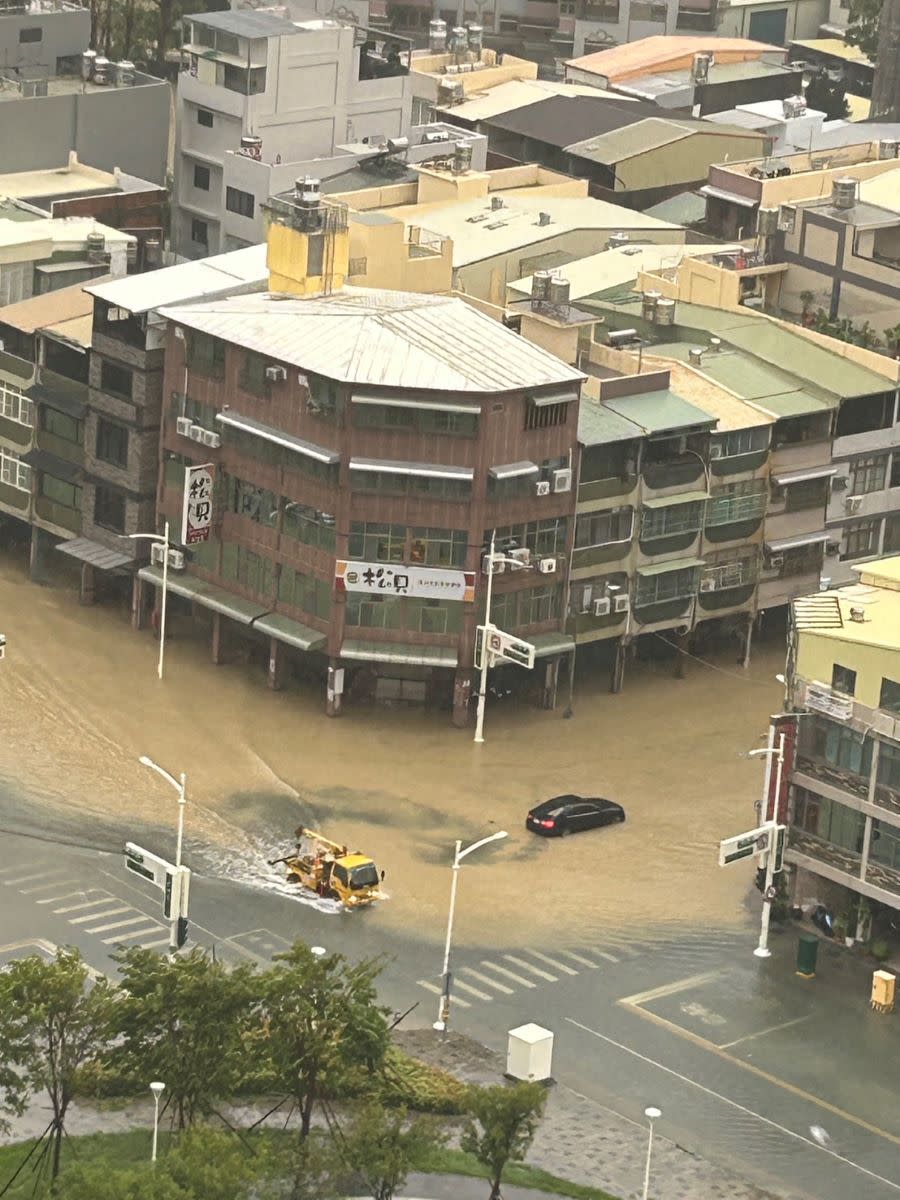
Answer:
[674,630,689,679]
[326,659,344,717]
[611,638,626,694]
[742,613,753,669]
[452,669,472,727]
[211,612,223,665]
[541,658,560,710]
[79,562,96,606]
[267,637,286,691]
[131,574,146,630]
[28,526,45,582]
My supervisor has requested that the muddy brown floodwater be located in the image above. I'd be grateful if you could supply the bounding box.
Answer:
[0,555,785,948]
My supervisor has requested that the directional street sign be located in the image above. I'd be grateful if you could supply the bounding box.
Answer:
[475,624,535,670]
[718,824,774,867]
[125,843,190,921]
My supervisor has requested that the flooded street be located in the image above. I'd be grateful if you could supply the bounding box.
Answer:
[0,553,785,948]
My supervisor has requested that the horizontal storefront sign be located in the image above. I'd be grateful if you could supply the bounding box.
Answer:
[335,560,475,602]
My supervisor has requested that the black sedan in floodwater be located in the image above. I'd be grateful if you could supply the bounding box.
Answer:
[526,795,626,837]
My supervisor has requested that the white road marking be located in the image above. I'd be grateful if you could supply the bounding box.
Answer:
[51,895,110,913]
[417,980,471,1008]
[19,878,79,895]
[480,960,536,989]
[139,938,174,951]
[561,950,600,969]
[69,906,130,925]
[527,949,578,976]
[565,1016,900,1193]
[619,971,721,1007]
[592,950,621,963]
[0,864,47,877]
[454,979,494,1001]
[460,967,514,995]
[3,870,62,887]
[102,925,165,945]
[86,914,151,934]
[504,954,557,982]
[719,1015,812,1050]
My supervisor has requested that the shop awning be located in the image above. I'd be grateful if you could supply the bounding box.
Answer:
[642,490,709,509]
[530,632,575,658]
[489,461,540,481]
[773,466,837,486]
[216,410,339,465]
[699,185,757,209]
[340,639,458,668]
[56,537,133,571]
[27,383,86,418]
[765,532,830,552]
[351,394,480,415]
[349,458,473,481]
[138,565,269,625]
[636,556,705,575]
[252,611,326,653]
[20,448,82,484]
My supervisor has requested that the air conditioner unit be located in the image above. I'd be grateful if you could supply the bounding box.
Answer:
[201,430,221,448]
[593,597,611,616]
[176,416,193,437]
[189,424,205,442]
[510,547,532,567]
[265,365,287,383]
[150,542,166,566]
[552,467,573,493]
[699,577,716,592]
[151,543,185,570]
[708,444,724,460]
[483,554,504,575]
[538,557,557,574]
[832,476,848,492]
[613,593,629,613]
[168,550,185,570]
[845,495,863,513]
[768,554,784,569]
[535,480,551,497]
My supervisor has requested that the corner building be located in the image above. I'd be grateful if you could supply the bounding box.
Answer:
[143,191,581,723]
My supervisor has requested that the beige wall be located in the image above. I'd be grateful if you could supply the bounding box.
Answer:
[796,631,900,710]
[347,216,452,292]
[757,158,900,208]
[416,166,491,206]
[617,133,768,191]
[519,313,581,365]
[410,51,537,103]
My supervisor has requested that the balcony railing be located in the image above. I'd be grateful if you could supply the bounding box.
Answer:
[794,753,870,800]
[788,829,861,877]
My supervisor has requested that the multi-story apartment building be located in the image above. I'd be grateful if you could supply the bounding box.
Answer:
[784,556,900,924]
[0,211,133,306]
[138,185,582,723]
[0,0,168,182]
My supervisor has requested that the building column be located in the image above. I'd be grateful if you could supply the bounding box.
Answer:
[211,612,223,665]
[79,562,96,606]
[131,574,146,630]
[28,527,45,582]
[742,613,754,670]
[541,658,560,710]
[452,668,472,727]
[611,638,626,694]
[267,637,286,691]
[674,630,689,679]
[326,660,344,717]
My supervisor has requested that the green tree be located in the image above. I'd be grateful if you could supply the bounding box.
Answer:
[259,943,389,1140]
[111,948,259,1130]
[846,0,882,59]
[0,948,118,1179]
[461,1082,547,1200]
[339,1103,446,1200]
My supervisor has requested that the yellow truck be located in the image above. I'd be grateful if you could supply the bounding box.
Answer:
[270,826,385,908]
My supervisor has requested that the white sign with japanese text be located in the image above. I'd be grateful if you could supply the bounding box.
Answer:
[182,463,215,545]
[335,561,476,603]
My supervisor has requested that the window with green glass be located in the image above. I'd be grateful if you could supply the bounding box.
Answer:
[641,500,704,540]
[491,519,567,559]
[344,593,403,629]
[42,406,83,445]
[348,522,406,562]
[220,543,273,596]
[811,717,872,776]
[706,480,766,526]
[225,427,338,485]
[793,790,865,855]
[352,404,477,436]
[40,474,81,509]
[878,742,900,793]
[635,565,699,606]
[277,565,331,619]
[351,470,470,500]
[226,474,278,527]
[406,598,462,634]
[283,503,336,551]
[240,353,269,396]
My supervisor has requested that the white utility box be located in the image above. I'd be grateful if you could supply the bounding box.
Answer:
[506,1023,553,1083]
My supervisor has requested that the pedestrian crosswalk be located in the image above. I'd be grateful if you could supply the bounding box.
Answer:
[416,941,640,1010]
[0,860,170,952]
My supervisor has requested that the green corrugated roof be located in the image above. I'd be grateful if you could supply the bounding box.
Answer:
[578,398,644,446]
[603,389,717,435]
[643,191,706,225]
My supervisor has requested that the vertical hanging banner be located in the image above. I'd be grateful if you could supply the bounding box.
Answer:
[182,463,215,545]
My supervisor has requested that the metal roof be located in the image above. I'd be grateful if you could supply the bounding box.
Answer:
[138,566,269,624]
[341,639,458,667]
[480,94,660,148]
[636,556,705,575]
[161,289,584,393]
[56,537,133,571]
[185,9,302,37]
[578,399,643,446]
[0,280,99,334]
[602,389,716,435]
[86,245,268,315]
[643,192,707,225]
[438,79,626,124]
[566,36,782,80]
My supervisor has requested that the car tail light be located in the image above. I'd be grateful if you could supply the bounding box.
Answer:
[540,819,555,829]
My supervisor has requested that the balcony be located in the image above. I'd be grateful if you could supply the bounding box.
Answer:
[788,829,861,877]
[34,495,81,534]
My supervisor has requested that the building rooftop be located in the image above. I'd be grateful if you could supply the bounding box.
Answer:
[578,399,644,446]
[0,214,134,251]
[567,36,783,83]
[438,78,630,124]
[482,94,663,149]
[857,166,900,214]
[792,558,900,652]
[643,191,707,224]
[791,37,873,67]
[0,278,107,348]
[184,8,304,38]
[567,117,766,165]
[0,157,159,203]
[159,288,584,393]
[86,244,268,315]
[383,192,678,268]
[617,57,797,102]
[602,387,716,435]
[0,71,161,102]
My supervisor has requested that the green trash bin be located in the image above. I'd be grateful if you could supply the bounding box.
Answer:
[797,933,819,978]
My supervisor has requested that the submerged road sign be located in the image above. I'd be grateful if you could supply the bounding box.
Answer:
[718,824,774,867]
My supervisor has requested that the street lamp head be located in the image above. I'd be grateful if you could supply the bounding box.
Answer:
[644,1106,661,1121]
[149,1081,166,1096]
[494,830,509,842]
[139,756,153,768]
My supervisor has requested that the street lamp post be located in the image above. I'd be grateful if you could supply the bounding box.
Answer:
[748,729,786,959]
[641,1106,661,1200]
[139,755,187,955]
[149,1080,165,1163]
[474,531,536,745]
[121,521,170,680]
[433,830,508,1032]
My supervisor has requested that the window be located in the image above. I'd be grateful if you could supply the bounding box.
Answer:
[348,256,368,276]
[834,392,894,438]
[841,518,881,560]
[0,382,33,427]
[891,455,900,489]
[710,427,768,458]
[700,550,758,590]
[575,507,633,549]
[186,333,225,379]
[491,519,568,559]
[95,417,128,467]
[100,360,133,400]
[773,415,828,446]
[19,26,42,42]
[350,470,470,500]
[193,164,210,191]
[348,523,406,563]
[40,473,81,510]
[885,513,900,555]
[0,447,30,491]
[226,475,277,527]
[191,219,208,246]
[220,543,274,596]
[491,584,561,628]
[831,664,857,696]
[878,742,900,794]
[811,717,872,776]
[197,108,214,127]
[277,565,331,619]
[173,393,218,427]
[225,427,338,485]
[42,406,83,445]
[773,543,824,577]
[850,454,888,494]
[221,63,266,94]
[282,503,335,551]
[641,500,704,540]
[629,0,667,18]
[870,820,900,876]
[581,443,635,483]
[410,527,467,567]
[793,790,865,856]
[240,353,269,396]
[583,0,620,16]
[706,479,766,526]
[353,404,478,437]
[525,400,569,430]
[635,565,700,607]
[783,476,829,512]
[879,678,900,714]
[93,485,126,533]
[225,187,255,219]
[344,593,403,629]
[406,597,462,634]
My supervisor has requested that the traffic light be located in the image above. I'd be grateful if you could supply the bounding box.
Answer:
[176,917,189,949]
[755,867,766,893]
